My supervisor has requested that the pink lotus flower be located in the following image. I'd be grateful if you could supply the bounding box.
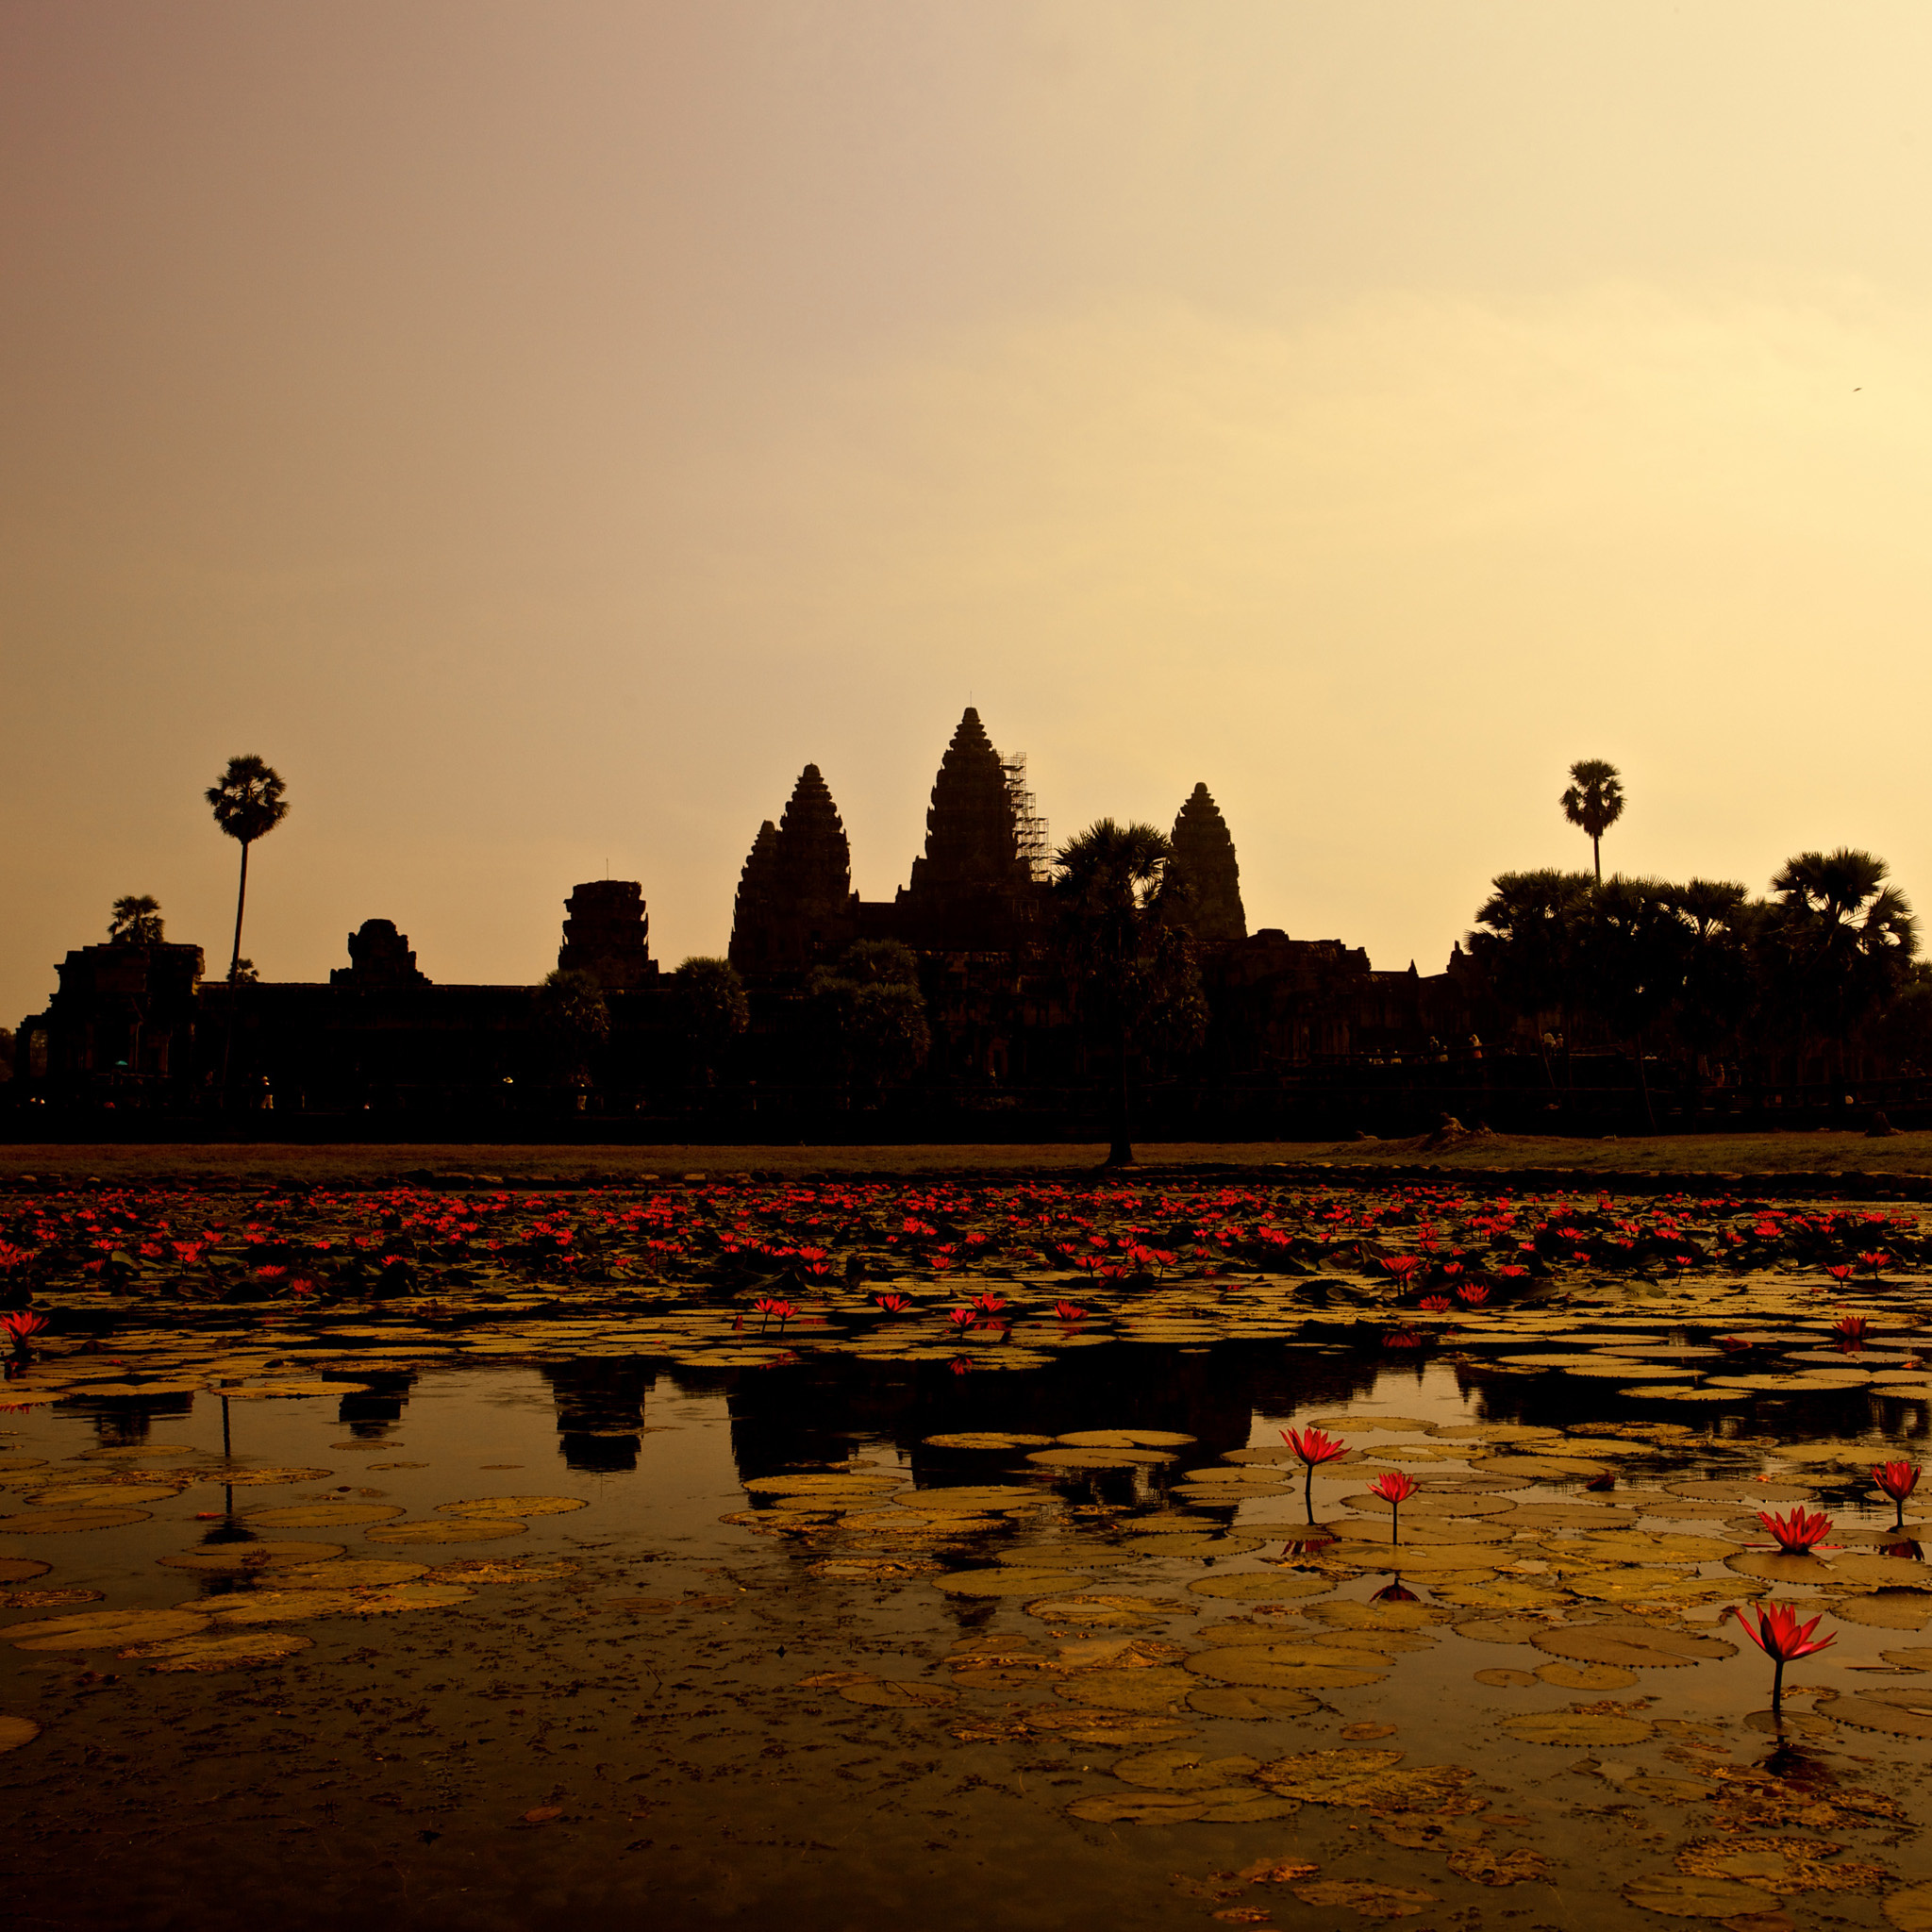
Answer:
[1368,1470,1419,1544]
[1874,1460,1922,1528]
[1728,1600,1835,1708]
[1757,1506,1833,1554]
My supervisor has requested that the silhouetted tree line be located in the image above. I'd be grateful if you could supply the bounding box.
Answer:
[1468,849,1922,1108]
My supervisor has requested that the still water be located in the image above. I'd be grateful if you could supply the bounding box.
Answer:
[2,1339,1930,1932]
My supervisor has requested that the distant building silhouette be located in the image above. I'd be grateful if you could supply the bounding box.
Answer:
[557,881,658,990]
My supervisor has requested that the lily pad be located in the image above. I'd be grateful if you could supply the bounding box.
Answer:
[364,1520,527,1543]
[837,1679,958,1707]
[431,1496,589,1518]
[245,1504,405,1527]
[1505,1710,1656,1745]
[158,1542,343,1571]
[1064,1790,1208,1824]
[1187,1685,1321,1718]
[0,1714,41,1752]
[125,1629,314,1672]
[1290,1880,1438,1918]
[940,1568,1089,1596]
[1112,1746,1261,1790]
[1187,1572,1332,1602]
[1623,1872,1783,1917]
[11,1607,210,1650]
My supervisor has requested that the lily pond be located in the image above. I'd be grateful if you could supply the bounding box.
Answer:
[4,1174,1932,1932]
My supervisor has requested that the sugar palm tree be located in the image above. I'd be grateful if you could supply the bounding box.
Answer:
[108,895,165,944]
[206,756,289,982]
[1767,848,1917,1083]
[1560,759,1624,885]
[1054,820,1207,1167]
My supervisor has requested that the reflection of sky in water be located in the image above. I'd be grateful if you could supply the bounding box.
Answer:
[2,1357,1931,1929]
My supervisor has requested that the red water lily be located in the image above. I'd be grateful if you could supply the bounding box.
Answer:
[2,1309,48,1352]
[1833,1314,1870,1347]
[1380,1256,1423,1284]
[948,1356,973,1376]
[1716,1336,1749,1353]
[1418,1295,1452,1312]
[1282,1424,1348,1518]
[1825,1263,1854,1286]
[1728,1601,1836,1708]
[1369,1469,1419,1544]
[971,1291,1008,1315]
[1874,1460,1922,1528]
[1282,1426,1348,1468]
[1858,1251,1890,1277]
[946,1307,977,1330]
[1455,1284,1490,1306]
[753,1295,796,1330]
[1757,1506,1833,1554]
[874,1292,912,1314]
[1053,1300,1088,1322]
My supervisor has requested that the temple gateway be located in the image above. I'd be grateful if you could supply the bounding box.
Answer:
[11,708,1478,1122]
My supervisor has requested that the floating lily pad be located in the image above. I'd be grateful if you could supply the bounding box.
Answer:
[1064,1790,1208,1824]
[125,1629,314,1672]
[275,1560,429,1588]
[1531,1626,1735,1669]
[1111,1746,1262,1790]
[0,1714,41,1752]
[431,1496,589,1518]
[924,1433,1056,1450]
[1187,1572,1332,1602]
[1187,1685,1321,1718]
[0,1559,51,1583]
[1623,1872,1784,1917]
[1055,1666,1197,1712]
[11,1607,210,1650]
[1504,1710,1656,1745]
[364,1520,527,1543]
[1186,1642,1387,1689]
[837,1679,957,1707]
[0,1507,151,1533]
[1290,1880,1438,1919]
[245,1503,405,1527]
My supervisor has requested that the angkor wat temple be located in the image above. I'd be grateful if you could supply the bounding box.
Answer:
[10,708,1483,1128]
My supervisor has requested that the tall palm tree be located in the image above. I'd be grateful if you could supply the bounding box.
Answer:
[206,756,289,982]
[1053,820,1207,1167]
[1560,759,1624,885]
[1767,848,1917,1082]
[108,895,165,944]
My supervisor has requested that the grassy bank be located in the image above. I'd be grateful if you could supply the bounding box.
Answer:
[2,1128,1932,1185]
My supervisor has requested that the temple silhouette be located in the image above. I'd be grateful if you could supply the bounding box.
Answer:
[11,707,1480,1126]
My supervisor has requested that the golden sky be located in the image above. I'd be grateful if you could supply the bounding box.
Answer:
[8,2,1932,1017]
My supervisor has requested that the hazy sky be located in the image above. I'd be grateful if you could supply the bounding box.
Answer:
[8,2,1932,1019]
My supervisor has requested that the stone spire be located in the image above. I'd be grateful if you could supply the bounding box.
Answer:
[728,767,857,974]
[774,764,851,911]
[907,708,1031,898]
[1170,782,1246,941]
[727,823,783,972]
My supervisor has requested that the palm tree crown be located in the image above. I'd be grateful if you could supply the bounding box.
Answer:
[206,755,289,983]
[1559,758,1625,884]
[108,895,164,945]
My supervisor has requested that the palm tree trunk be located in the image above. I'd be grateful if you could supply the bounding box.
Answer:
[220,839,251,1102]
[227,840,252,981]
[1592,834,1602,886]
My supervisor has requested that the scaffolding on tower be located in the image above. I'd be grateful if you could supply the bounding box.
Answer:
[1002,753,1053,883]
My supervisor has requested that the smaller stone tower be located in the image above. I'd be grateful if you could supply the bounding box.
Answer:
[1169,783,1247,941]
[557,881,658,989]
